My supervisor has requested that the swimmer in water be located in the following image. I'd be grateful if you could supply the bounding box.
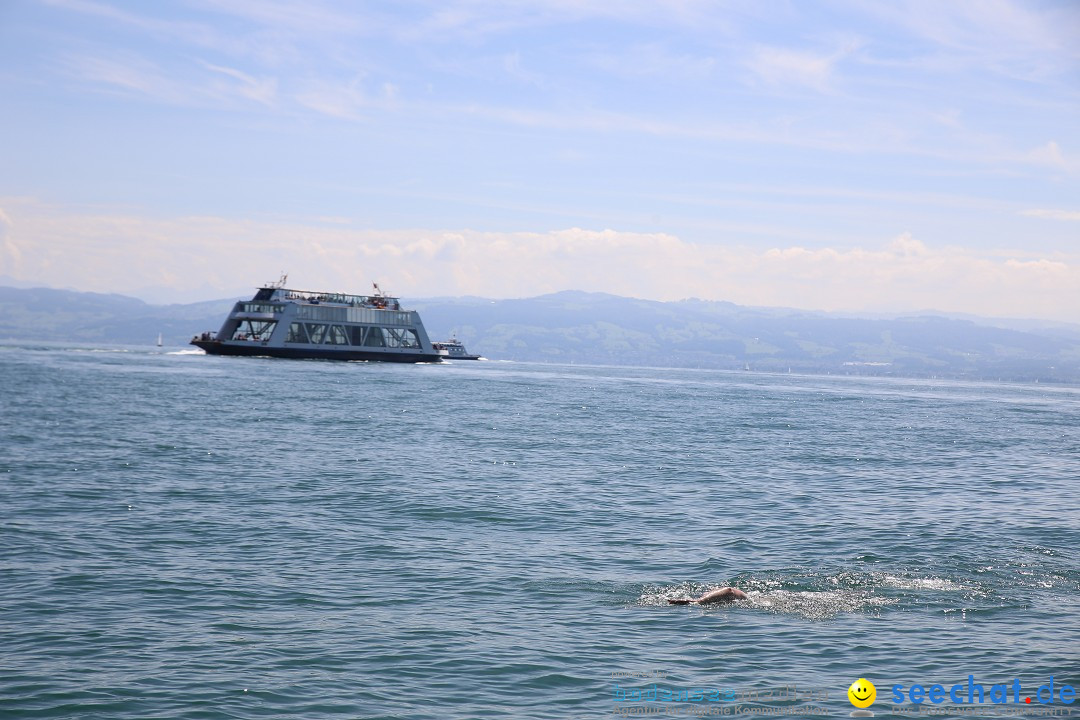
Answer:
[668,587,747,605]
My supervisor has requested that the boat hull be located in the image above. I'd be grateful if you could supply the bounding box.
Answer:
[192,340,441,363]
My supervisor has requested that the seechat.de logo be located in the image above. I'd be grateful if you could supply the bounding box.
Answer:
[848,678,876,716]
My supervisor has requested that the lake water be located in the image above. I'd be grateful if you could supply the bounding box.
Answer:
[2,343,1078,719]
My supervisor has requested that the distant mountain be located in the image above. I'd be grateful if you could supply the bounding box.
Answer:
[2,286,1078,381]
[0,286,239,346]
[412,291,1080,381]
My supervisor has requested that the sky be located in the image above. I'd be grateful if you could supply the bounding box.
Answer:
[0,0,1078,319]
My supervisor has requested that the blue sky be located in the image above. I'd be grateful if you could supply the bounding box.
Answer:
[0,0,1078,318]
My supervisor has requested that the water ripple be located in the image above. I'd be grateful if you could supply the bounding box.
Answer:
[1,345,1077,718]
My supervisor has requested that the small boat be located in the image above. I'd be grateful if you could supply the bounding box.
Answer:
[157,332,163,347]
[432,337,482,360]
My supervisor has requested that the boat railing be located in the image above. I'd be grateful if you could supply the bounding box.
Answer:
[276,288,401,309]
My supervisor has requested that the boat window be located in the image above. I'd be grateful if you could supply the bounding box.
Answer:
[305,323,327,344]
[385,328,419,348]
[347,308,373,324]
[349,326,366,345]
[231,320,277,341]
[345,308,413,325]
[326,325,349,345]
[297,305,347,322]
[241,302,280,314]
[285,323,307,343]
[363,327,386,347]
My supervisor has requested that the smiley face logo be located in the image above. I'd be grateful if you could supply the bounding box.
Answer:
[848,678,876,708]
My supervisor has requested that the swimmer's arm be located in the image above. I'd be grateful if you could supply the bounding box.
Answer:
[695,587,746,603]
[668,587,747,605]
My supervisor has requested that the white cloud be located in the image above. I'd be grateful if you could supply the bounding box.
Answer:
[294,76,370,120]
[501,52,547,86]
[39,0,1076,175]
[63,53,188,104]
[187,0,365,36]
[852,0,1079,83]
[394,0,737,43]
[200,62,278,105]
[1024,141,1069,170]
[0,207,22,275]
[746,46,838,91]
[43,0,263,61]
[1021,208,1080,221]
[1,201,1077,320]
[63,53,280,108]
[588,43,717,80]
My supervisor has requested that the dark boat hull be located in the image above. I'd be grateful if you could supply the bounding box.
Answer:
[192,340,441,363]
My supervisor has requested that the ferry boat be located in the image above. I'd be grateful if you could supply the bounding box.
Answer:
[191,278,442,363]
[432,337,482,360]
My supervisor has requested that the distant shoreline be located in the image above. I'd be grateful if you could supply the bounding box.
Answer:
[2,286,1078,383]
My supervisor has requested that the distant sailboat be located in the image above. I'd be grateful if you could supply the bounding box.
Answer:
[157,333,163,347]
